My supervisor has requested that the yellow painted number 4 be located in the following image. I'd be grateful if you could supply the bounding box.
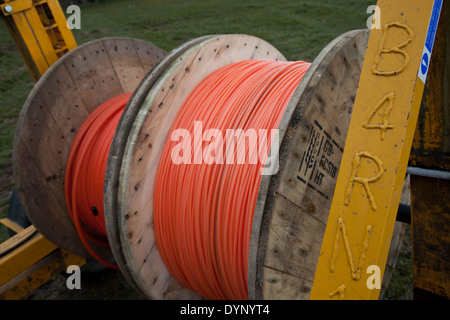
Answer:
[362,92,395,141]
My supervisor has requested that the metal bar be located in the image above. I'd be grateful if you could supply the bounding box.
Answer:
[407,166,450,180]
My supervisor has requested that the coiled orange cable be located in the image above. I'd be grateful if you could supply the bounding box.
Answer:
[154,60,310,299]
[65,92,131,269]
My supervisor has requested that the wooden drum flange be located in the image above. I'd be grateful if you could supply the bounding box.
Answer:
[247,29,367,299]
[248,29,408,300]
[13,37,166,258]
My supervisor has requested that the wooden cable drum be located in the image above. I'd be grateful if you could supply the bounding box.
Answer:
[12,37,166,267]
[105,31,408,300]
[12,31,408,300]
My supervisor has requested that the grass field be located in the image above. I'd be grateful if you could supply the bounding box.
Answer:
[0,0,412,299]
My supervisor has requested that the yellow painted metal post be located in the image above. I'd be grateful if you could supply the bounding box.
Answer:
[0,0,77,81]
[310,0,443,300]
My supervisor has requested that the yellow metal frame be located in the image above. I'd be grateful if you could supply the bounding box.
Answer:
[0,0,77,81]
[310,0,443,300]
[0,220,85,300]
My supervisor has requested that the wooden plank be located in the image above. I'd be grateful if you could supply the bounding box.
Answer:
[1,0,77,81]
[45,0,77,51]
[0,218,24,234]
[0,251,63,300]
[0,0,32,16]
[380,174,410,298]
[21,3,59,67]
[411,177,450,299]
[1,12,41,81]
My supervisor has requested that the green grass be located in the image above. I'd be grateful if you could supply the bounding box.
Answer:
[0,0,376,229]
[68,0,375,61]
[0,0,412,299]
[382,225,414,300]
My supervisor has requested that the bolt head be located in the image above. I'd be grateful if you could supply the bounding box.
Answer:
[4,5,13,13]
